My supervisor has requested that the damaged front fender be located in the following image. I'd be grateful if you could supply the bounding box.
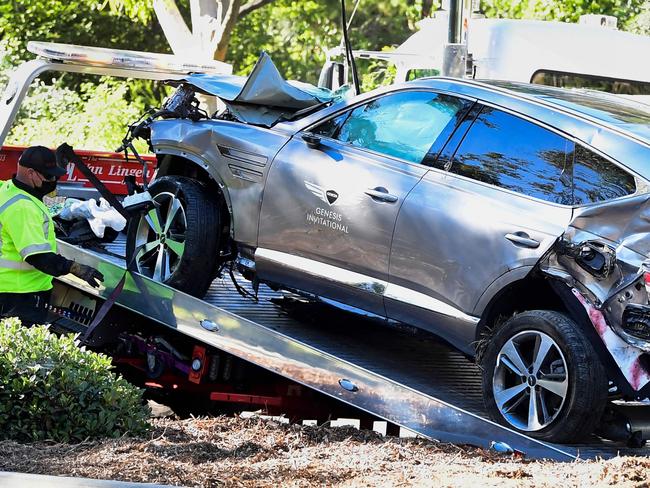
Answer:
[540,193,650,394]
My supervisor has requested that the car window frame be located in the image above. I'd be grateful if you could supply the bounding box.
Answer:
[435,100,642,209]
[302,88,478,170]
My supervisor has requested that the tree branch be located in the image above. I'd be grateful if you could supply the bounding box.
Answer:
[238,0,275,17]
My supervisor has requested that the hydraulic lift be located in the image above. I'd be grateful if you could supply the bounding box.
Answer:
[3,42,650,463]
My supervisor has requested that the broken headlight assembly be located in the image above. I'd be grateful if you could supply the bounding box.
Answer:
[622,305,650,342]
[603,262,650,352]
[618,264,650,348]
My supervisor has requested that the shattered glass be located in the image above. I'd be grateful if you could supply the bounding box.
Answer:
[331,92,465,164]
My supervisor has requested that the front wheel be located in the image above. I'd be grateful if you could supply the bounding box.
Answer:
[126,176,224,298]
[480,310,607,443]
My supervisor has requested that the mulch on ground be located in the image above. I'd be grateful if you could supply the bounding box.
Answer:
[1,416,649,487]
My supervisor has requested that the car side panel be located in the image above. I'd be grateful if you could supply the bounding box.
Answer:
[256,136,426,314]
[387,169,572,351]
[150,119,291,247]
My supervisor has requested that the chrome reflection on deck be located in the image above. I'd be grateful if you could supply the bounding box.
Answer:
[55,240,576,461]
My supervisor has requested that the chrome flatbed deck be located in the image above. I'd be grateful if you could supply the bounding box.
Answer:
[51,237,650,461]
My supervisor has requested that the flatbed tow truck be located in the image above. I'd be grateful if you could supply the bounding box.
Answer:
[2,43,650,462]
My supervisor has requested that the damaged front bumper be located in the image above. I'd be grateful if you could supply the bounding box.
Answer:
[539,194,650,397]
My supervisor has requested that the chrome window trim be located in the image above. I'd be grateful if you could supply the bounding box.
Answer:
[255,247,479,324]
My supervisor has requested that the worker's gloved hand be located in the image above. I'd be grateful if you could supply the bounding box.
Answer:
[69,262,104,288]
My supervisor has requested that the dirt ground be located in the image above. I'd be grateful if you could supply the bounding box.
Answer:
[1,414,649,488]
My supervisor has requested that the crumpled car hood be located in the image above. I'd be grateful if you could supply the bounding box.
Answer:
[180,52,342,126]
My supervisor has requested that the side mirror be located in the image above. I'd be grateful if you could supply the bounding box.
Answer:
[318,61,345,90]
[302,132,322,149]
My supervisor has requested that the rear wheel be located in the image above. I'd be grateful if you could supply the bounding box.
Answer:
[126,176,224,298]
[480,310,607,443]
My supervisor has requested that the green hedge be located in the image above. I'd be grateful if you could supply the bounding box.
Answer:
[0,317,150,442]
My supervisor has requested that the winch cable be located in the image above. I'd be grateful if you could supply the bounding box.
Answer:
[80,266,128,343]
[56,143,130,220]
[55,143,146,344]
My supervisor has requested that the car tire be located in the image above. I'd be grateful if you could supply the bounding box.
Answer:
[480,310,607,443]
[126,176,224,298]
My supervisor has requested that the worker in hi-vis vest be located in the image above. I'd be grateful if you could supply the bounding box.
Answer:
[0,145,104,325]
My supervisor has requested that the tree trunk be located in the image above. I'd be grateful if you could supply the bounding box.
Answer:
[154,0,275,62]
[214,0,243,61]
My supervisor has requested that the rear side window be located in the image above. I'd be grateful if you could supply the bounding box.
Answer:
[449,106,573,205]
[311,91,467,164]
[573,145,636,205]
[531,70,650,96]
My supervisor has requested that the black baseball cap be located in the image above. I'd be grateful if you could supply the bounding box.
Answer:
[18,145,66,177]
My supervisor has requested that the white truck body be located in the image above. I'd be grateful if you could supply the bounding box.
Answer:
[331,16,650,102]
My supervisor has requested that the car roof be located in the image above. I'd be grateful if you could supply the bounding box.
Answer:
[280,76,650,180]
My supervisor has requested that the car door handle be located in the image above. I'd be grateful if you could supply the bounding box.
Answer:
[365,187,398,203]
[505,232,540,249]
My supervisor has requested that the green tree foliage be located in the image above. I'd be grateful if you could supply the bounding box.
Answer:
[626,0,650,34]
[228,0,431,84]
[0,2,174,150]
[0,0,169,66]
[480,0,645,25]
[6,78,149,152]
[0,318,150,442]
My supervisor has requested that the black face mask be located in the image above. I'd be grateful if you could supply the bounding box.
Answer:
[35,179,57,198]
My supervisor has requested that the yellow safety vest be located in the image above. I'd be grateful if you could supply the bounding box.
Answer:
[0,180,57,293]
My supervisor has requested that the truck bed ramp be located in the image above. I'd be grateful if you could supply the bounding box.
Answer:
[53,240,638,461]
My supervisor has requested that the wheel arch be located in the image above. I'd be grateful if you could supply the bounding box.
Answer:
[475,270,632,396]
[154,149,233,239]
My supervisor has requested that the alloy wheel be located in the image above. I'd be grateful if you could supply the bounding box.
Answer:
[133,191,187,281]
[493,330,569,432]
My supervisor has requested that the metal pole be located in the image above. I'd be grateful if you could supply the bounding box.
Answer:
[448,0,463,44]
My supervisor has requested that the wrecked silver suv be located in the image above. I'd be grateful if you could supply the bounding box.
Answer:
[125,55,650,444]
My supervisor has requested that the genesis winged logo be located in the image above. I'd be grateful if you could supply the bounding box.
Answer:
[305,181,339,206]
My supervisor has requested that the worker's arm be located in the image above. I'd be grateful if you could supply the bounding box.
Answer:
[6,201,104,287]
[24,251,104,287]
[24,252,73,276]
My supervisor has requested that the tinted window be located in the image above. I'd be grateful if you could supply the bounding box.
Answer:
[573,145,636,205]
[449,107,573,205]
[312,91,466,164]
[531,70,650,96]
[484,80,650,143]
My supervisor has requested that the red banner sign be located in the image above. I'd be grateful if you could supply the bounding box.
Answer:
[0,145,156,195]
